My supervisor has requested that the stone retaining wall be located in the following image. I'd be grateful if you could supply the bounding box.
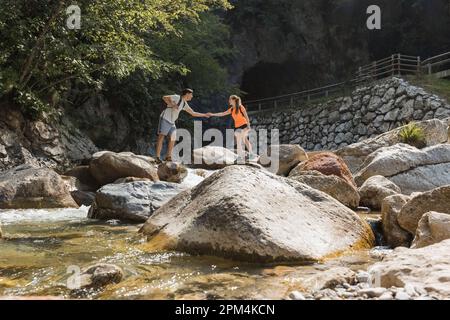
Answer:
[250,77,450,151]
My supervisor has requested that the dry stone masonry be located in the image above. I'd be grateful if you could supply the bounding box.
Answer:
[251,77,450,151]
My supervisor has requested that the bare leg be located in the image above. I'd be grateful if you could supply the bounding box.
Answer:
[243,129,253,154]
[166,135,176,161]
[156,134,165,159]
[235,131,245,162]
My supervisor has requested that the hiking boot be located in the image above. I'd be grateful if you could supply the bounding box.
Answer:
[155,157,163,164]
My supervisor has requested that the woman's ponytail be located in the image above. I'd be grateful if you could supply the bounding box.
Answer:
[230,95,242,114]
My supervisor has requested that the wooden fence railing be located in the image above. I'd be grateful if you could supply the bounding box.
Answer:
[422,52,450,78]
[245,51,450,114]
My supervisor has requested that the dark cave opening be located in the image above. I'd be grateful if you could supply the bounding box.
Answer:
[240,60,326,101]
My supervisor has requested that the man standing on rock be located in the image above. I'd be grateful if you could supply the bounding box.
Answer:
[156,89,210,163]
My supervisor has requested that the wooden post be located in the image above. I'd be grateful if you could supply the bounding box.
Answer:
[391,54,395,76]
[372,61,377,80]
[395,54,398,76]
[258,103,262,112]
[274,100,278,111]
[290,96,294,108]
[417,56,421,78]
[428,63,432,75]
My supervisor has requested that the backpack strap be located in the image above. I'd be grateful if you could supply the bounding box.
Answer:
[177,96,185,109]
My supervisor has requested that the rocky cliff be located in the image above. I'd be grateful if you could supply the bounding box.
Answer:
[227,0,450,100]
[0,103,98,173]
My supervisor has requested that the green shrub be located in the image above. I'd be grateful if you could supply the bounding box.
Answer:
[399,122,426,149]
[13,89,52,120]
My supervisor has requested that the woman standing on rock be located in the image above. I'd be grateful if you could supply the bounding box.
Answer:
[210,95,255,161]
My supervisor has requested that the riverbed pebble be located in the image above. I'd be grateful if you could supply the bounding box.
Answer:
[293,276,438,301]
[289,291,306,300]
[356,271,371,284]
[395,291,412,300]
[357,287,387,298]
[379,291,394,300]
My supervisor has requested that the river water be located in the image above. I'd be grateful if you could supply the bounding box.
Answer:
[0,170,384,300]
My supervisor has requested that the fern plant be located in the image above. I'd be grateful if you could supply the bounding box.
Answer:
[399,122,426,149]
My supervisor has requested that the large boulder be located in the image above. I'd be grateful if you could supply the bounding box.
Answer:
[412,212,450,249]
[354,144,450,193]
[293,152,356,189]
[0,165,78,209]
[192,146,237,170]
[359,176,401,210]
[389,163,450,196]
[381,195,412,248]
[88,181,187,223]
[259,144,308,176]
[368,239,450,299]
[289,170,359,208]
[71,190,96,207]
[140,166,374,263]
[157,162,188,183]
[89,152,159,186]
[397,186,450,234]
[336,119,449,173]
[64,166,100,191]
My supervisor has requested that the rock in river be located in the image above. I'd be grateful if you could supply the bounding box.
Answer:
[0,165,78,209]
[140,166,374,263]
[412,212,450,248]
[368,239,450,299]
[89,152,159,186]
[88,181,187,223]
[259,144,308,176]
[64,165,100,191]
[157,162,188,183]
[381,194,412,248]
[192,146,237,170]
[358,175,401,210]
[289,170,360,208]
[73,264,123,292]
[336,119,449,173]
[354,144,450,193]
[397,185,450,235]
[293,152,357,189]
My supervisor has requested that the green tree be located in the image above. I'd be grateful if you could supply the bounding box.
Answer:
[0,0,231,118]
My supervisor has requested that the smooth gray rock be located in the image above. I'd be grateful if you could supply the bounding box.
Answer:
[358,175,401,210]
[412,212,450,248]
[355,144,450,191]
[88,181,187,223]
[397,186,450,234]
[140,166,374,262]
[381,194,412,248]
[0,165,78,209]
[369,240,450,299]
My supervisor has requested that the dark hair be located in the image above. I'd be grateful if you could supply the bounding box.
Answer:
[181,88,194,96]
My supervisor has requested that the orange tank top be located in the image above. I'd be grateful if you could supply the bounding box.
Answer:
[230,105,248,128]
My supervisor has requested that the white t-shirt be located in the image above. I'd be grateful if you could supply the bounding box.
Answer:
[161,95,189,124]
